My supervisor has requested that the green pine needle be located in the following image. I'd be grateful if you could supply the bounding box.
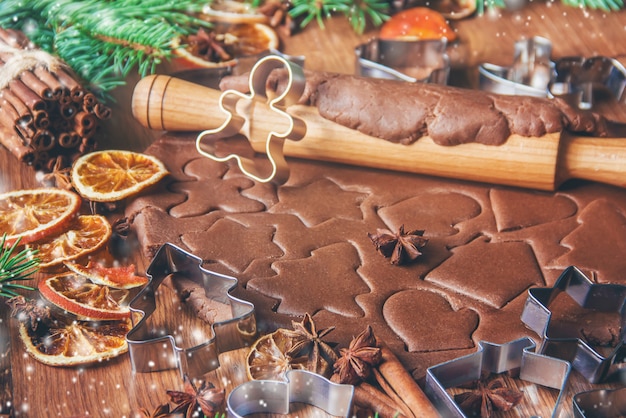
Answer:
[0,0,212,99]
[0,235,39,299]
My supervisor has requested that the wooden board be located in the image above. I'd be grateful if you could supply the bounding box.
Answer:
[2,3,626,417]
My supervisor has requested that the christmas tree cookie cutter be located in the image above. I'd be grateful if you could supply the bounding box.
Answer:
[126,243,257,379]
[424,337,571,418]
[521,266,626,383]
[227,369,354,417]
[195,54,306,184]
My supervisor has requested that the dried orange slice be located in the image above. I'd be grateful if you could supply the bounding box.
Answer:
[0,188,81,246]
[39,273,131,320]
[17,317,131,366]
[70,150,168,202]
[246,328,308,381]
[64,261,148,289]
[172,23,279,69]
[27,215,112,269]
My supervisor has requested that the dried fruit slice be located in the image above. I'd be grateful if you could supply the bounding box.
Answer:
[246,328,308,381]
[27,215,112,269]
[172,23,279,69]
[17,317,131,366]
[64,261,148,289]
[71,150,168,202]
[0,188,81,246]
[39,273,130,320]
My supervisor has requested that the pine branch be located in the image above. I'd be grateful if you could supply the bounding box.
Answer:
[289,0,390,34]
[0,0,212,98]
[0,235,39,299]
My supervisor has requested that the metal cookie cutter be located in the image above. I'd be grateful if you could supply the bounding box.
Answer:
[424,337,571,418]
[126,243,256,379]
[573,387,626,418]
[195,55,307,184]
[520,266,626,383]
[355,38,450,84]
[479,36,626,110]
[227,369,354,417]
[479,36,554,97]
[549,55,626,109]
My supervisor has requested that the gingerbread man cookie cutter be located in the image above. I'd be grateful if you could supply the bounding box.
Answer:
[195,55,306,184]
[521,266,626,383]
[126,243,257,379]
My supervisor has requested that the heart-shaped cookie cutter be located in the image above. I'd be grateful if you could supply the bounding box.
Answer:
[520,266,626,383]
[424,337,571,418]
[126,243,257,379]
[227,369,354,417]
[195,55,306,184]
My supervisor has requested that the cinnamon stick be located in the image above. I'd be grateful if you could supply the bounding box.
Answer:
[0,125,34,164]
[58,132,81,149]
[375,345,440,418]
[56,69,85,102]
[34,66,64,99]
[31,130,56,152]
[33,109,50,130]
[0,101,33,140]
[1,89,34,124]
[353,382,408,417]
[0,28,110,171]
[74,111,96,137]
[6,79,47,112]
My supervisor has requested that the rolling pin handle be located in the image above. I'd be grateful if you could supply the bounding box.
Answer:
[559,134,626,188]
[131,74,226,132]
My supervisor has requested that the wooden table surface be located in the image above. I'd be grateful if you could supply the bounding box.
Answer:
[2,2,626,417]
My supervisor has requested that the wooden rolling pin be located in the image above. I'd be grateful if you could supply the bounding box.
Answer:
[132,74,626,191]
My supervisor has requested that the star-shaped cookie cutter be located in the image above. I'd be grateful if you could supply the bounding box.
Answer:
[521,266,626,383]
[195,55,306,184]
[424,337,571,418]
[227,369,354,417]
[126,243,257,379]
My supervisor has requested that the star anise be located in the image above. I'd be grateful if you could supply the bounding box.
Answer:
[283,313,339,375]
[453,373,523,417]
[166,375,225,418]
[39,156,72,190]
[333,325,382,385]
[186,28,232,63]
[134,403,172,418]
[368,225,428,265]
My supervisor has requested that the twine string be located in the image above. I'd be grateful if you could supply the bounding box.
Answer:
[0,43,65,90]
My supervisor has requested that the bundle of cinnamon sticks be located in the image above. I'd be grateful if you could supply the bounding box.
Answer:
[0,27,110,172]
